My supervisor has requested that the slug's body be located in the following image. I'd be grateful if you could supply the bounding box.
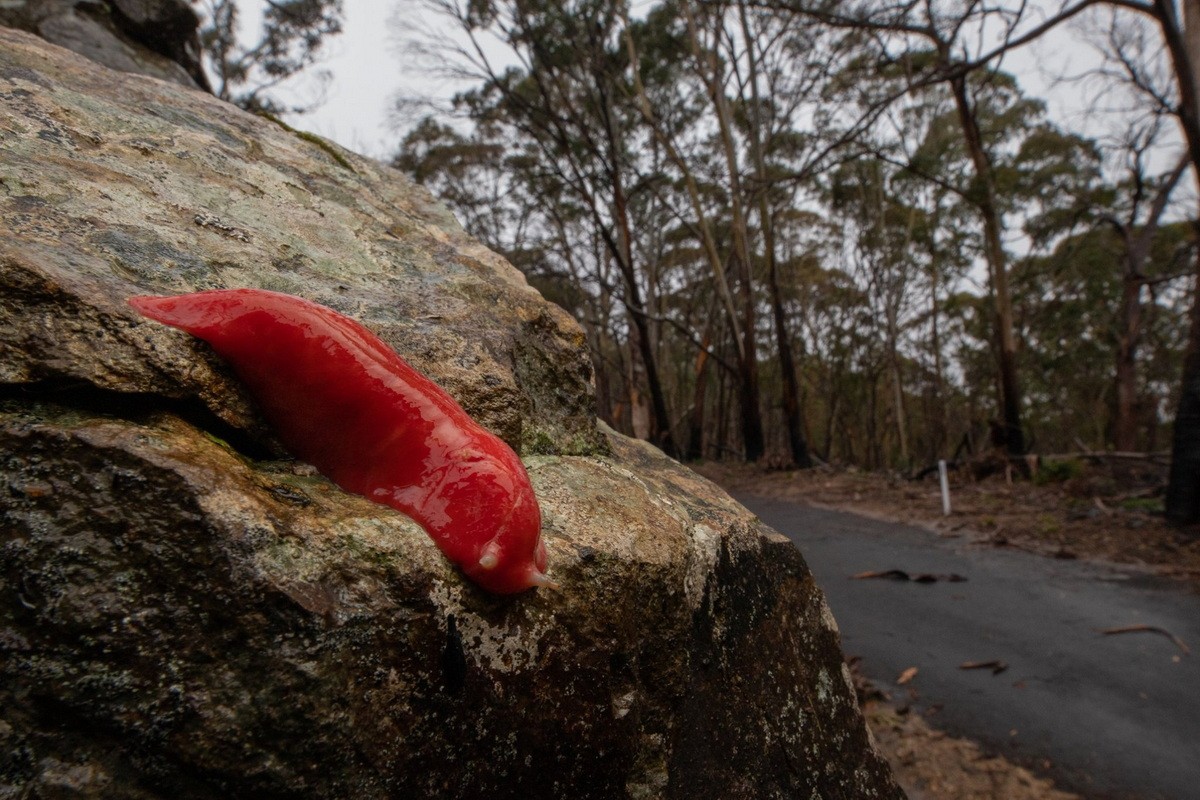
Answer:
[129,289,551,594]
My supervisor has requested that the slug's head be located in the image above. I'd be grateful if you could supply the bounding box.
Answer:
[461,489,556,595]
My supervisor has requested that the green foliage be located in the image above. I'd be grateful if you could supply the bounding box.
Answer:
[1015,220,1192,452]
[1119,497,1165,513]
[1034,459,1085,485]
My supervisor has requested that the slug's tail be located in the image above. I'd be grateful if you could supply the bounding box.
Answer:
[130,294,194,328]
[129,291,260,337]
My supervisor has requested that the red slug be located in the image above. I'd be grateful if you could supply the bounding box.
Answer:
[129,289,553,595]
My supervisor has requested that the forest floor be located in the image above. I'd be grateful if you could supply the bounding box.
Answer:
[695,459,1200,799]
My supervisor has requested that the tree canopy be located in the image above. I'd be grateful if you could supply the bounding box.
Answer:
[388,0,1199,524]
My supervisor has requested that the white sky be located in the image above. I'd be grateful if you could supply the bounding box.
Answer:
[271,0,420,158]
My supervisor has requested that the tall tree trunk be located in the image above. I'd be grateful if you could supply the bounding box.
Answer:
[604,91,678,458]
[1167,245,1200,524]
[768,266,811,467]
[592,344,613,426]
[737,0,811,468]
[612,233,677,457]
[716,350,730,458]
[929,258,949,460]
[948,71,1025,457]
[1114,259,1143,451]
[621,14,756,459]
[867,374,880,469]
[687,334,712,461]
[925,198,950,461]
[691,355,705,460]
[1114,157,1187,452]
[682,0,765,461]
[1160,0,1200,523]
[890,346,910,465]
[823,389,839,462]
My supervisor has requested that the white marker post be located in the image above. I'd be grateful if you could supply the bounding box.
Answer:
[938,459,951,516]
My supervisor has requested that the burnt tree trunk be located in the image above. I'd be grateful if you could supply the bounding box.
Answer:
[1161,0,1200,524]
[948,71,1025,457]
[1167,245,1200,524]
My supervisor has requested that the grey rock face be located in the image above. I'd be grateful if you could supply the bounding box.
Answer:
[0,28,904,799]
[0,0,209,90]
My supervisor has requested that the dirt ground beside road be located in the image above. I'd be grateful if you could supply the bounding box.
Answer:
[862,695,1080,800]
[696,459,1199,799]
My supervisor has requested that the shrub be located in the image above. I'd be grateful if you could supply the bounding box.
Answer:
[1034,458,1084,485]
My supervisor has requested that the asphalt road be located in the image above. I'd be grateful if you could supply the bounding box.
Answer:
[736,495,1200,800]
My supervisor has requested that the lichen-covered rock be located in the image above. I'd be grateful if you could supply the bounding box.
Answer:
[0,28,904,799]
[0,408,900,799]
[0,27,601,456]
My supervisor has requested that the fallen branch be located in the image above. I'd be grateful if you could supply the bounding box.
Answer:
[1098,625,1190,655]
[1040,451,1170,463]
[1111,485,1166,503]
[851,569,967,583]
[959,660,1008,674]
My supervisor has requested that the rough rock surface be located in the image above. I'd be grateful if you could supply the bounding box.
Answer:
[0,28,904,799]
[0,0,209,90]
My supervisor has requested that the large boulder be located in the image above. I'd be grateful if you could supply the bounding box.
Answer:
[0,28,903,799]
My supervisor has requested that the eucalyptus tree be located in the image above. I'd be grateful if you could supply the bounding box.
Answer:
[1104,157,1192,451]
[825,76,982,467]
[839,48,1101,460]
[749,0,1200,520]
[409,0,681,457]
[1016,220,1192,450]
[826,157,923,466]
[906,58,1028,460]
[196,0,342,113]
[729,0,822,466]
[1068,0,1200,520]
[679,0,768,462]
[749,4,1019,456]
[394,118,521,254]
[792,252,878,464]
[622,0,870,463]
[620,2,768,460]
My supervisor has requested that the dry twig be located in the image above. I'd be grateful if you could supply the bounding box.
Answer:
[1098,625,1190,655]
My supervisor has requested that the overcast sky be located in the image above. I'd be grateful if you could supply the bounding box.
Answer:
[269,0,512,160]
[268,0,1176,173]
[270,0,411,158]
